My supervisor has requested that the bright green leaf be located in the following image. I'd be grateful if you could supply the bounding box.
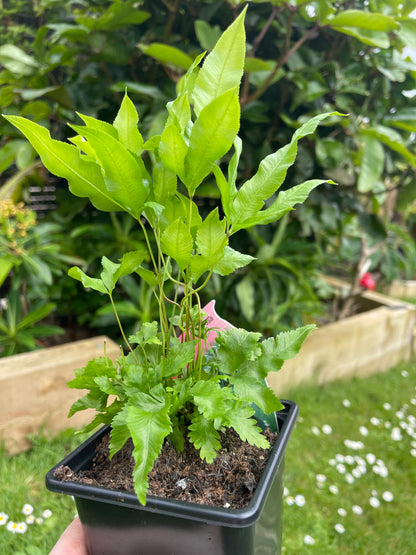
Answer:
[3,116,122,212]
[113,92,144,154]
[139,43,193,71]
[192,8,246,115]
[160,218,193,271]
[127,397,172,505]
[184,87,240,194]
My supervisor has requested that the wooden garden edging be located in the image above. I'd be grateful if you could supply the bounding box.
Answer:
[0,336,120,455]
[268,278,416,395]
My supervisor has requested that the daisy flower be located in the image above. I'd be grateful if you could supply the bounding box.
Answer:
[16,522,27,534]
[22,504,34,516]
[7,521,18,534]
[304,534,315,545]
[334,523,345,534]
[352,505,363,515]
[0,512,9,526]
[382,491,393,502]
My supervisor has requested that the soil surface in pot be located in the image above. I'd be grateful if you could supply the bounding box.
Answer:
[55,428,277,509]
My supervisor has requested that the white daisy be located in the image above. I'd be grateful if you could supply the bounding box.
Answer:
[382,491,393,502]
[337,508,347,517]
[295,494,306,507]
[369,497,380,508]
[304,534,315,545]
[0,512,9,526]
[334,523,345,534]
[352,505,363,515]
[7,521,18,533]
[322,424,332,435]
[366,453,376,465]
[16,522,27,534]
[22,504,33,516]
[329,485,339,494]
[342,399,351,408]
[42,509,52,519]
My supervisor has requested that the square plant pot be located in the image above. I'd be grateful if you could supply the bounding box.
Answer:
[46,400,298,555]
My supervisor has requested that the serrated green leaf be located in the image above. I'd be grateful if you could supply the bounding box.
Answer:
[184,87,240,195]
[256,325,316,378]
[76,112,118,139]
[69,125,149,218]
[67,357,117,390]
[68,389,108,417]
[230,375,283,414]
[196,208,227,258]
[191,379,233,423]
[213,246,254,276]
[216,328,262,376]
[113,92,144,154]
[129,321,161,346]
[162,336,197,378]
[166,93,191,132]
[109,406,130,458]
[230,112,340,233]
[100,256,120,292]
[226,403,270,448]
[94,375,121,396]
[68,266,108,294]
[188,412,221,463]
[192,8,246,115]
[117,249,147,279]
[159,123,188,178]
[241,179,330,229]
[3,116,121,212]
[160,218,193,271]
[152,161,177,204]
[136,266,158,287]
[127,396,172,505]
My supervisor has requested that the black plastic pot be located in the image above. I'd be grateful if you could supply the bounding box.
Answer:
[46,400,298,555]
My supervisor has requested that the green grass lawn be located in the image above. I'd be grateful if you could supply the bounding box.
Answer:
[0,361,415,554]
[282,361,416,554]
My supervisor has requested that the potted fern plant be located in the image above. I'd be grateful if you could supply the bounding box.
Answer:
[3,8,339,554]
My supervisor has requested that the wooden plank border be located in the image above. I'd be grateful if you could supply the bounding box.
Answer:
[0,336,120,454]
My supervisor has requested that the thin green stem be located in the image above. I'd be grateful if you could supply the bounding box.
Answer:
[109,292,138,364]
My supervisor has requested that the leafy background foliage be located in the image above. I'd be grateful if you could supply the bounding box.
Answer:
[1,0,416,341]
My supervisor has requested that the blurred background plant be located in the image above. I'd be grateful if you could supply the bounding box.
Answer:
[1,0,416,349]
[0,199,69,355]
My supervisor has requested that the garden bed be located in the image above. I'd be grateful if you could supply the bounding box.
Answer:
[0,336,119,454]
[268,277,416,394]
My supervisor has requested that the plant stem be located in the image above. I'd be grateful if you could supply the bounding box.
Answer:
[109,292,138,364]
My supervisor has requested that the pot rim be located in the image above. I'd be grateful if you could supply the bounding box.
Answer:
[46,399,298,527]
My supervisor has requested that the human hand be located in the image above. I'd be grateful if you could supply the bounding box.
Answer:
[49,516,88,555]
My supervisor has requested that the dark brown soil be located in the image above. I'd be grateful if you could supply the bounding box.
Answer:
[54,428,277,509]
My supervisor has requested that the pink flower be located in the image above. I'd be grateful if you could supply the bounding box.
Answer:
[359,272,375,290]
